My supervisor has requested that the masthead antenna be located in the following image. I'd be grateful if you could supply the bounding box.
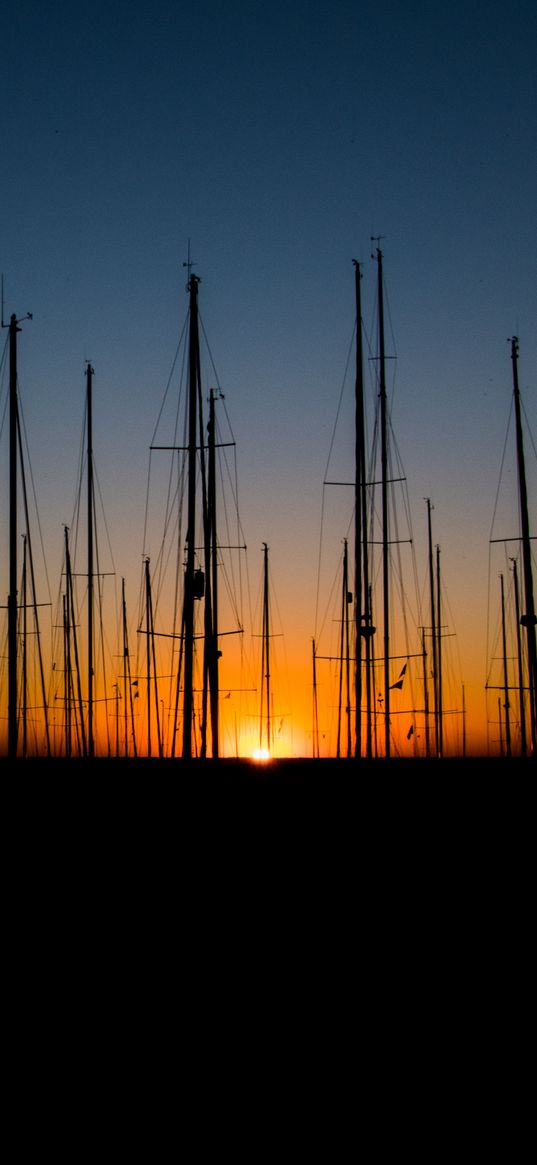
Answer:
[183,239,198,289]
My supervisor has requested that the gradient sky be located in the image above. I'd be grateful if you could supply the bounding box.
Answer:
[1,0,536,755]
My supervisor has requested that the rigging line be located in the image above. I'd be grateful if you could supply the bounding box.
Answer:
[313,482,328,641]
[198,314,224,392]
[322,323,355,483]
[521,394,537,460]
[93,459,117,575]
[213,401,250,636]
[94,533,113,756]
[151,450,184,601]
[0,334,9,432]
[140,445,159,568]
[149,324,187,447]
[17,427,51,754]
[17,390,54,605]
[217,485,243,630]
[488,395,515,541]
[486,396,515,683]
[69,398,88,566]
[155,373,189,613]
[318,540,346,653]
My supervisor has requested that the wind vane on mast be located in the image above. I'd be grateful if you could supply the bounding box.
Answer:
[183,241,197,288]
[1,274,32,330]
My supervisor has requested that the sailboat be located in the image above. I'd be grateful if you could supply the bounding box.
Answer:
[140,263,248,760]
[315,247,424,760]
[486,337,536,756]
[0,297,51,758]
[48,360,119,758]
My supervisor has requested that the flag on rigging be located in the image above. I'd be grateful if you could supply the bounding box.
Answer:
[390,663,407,691]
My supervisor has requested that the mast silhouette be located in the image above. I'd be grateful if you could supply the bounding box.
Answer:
[510,557,527,757]
[4,308,31,757]
[64,526,87,757]
[86,362,95,758]
[121,578,137,758]
[373,245,391,758]
[8,314,19,757]
[353,260,373,759]
[182,273,201,759]
[337,538,352,758]
[436,543,444,757]
[426,499,439,756]
[500,572,511,757]
[21,536,27,757]
[260,543,271,753]
[206,387,219,756]
[510,337,536,753]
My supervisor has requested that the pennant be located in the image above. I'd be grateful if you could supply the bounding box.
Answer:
[390,662,407,691]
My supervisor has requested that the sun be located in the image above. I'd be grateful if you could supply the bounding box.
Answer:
[252,748,271,762]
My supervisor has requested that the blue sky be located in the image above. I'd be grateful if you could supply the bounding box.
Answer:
[1,0,536,752]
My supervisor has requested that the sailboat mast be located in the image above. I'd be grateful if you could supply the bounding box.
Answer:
[86,362,95,758]
[353,260,373,759]
[500,572,512,757]
[63,592,71,758]
[22,535,27,757]
[8,314,20,758]
[510,337,537,753]
[337,539,349,759]
[122,578,128,757]
[145,557,152,757]
[261,543,271,752]
[353,260,363,759]
[422,627,430,758]
[374,246,390,758]
[312,639,319,758]
[182,274,201,759]
[511,557,527,757]
[426,499,438,756]
[65,526,87,757]
[207,388,219,756]
[436,543,443,757]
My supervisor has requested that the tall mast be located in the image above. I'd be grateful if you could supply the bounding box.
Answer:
[182,273,201,759]
[260,543,271,752]
[207,388,219,756]
[511,557,527,757]
[8,314,19,758]
[312,639,319,758]
[426,499,438,756]
[436,543,443,757]
[122,578,128,757]
[63,592,71,758]
[374,246,390,758]
[121,577,137,758]
[510,337,537,753]
[353,260,373,759]
[21,535,27,757]
[1,297,31,757]
[500,572,511,757]
[422,627,430,758]
[337,539,351,758]
[86,362,95,758]
[65,526,87,757]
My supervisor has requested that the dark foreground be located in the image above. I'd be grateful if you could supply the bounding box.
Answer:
[0,753,530,779]
[1,752,530,835]
[2,754,531,868]
[2,753,532,983]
